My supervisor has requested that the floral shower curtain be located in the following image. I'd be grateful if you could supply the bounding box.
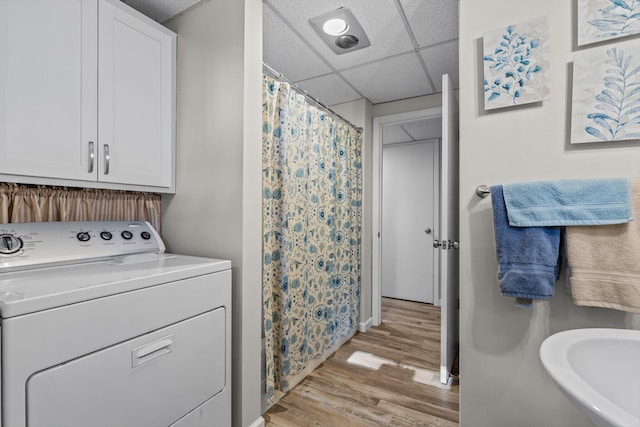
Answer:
[262,74,362,402]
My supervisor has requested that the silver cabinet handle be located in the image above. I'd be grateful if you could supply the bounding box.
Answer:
[104,144,110,175]
[88,141,95,173]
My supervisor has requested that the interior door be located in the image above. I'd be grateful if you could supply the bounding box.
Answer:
[381,141,436,303]
[440,74,459,385]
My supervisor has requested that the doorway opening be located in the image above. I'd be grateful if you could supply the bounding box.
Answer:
[372,74,459,385]
[372,106,443,316]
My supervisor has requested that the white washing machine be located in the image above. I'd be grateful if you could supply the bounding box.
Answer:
[0,221,231,427]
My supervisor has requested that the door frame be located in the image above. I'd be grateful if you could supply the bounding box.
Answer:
[372,107,443,326]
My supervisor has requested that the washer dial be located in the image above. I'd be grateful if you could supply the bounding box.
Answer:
[0,234,23,255]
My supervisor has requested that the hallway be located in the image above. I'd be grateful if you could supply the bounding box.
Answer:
[263,298,459,426]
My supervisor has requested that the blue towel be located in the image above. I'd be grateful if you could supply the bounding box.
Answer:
[502,179,632,227]
[491,185,561,302]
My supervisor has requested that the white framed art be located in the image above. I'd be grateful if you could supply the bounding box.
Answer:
[482,16,550,110]
[571,38,640,143]
[578,0,640,46]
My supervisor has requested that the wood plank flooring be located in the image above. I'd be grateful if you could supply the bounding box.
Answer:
[263,298,459,426]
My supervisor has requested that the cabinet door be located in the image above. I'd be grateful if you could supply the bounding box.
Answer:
[0,0,97,180]
[98,0,176,188]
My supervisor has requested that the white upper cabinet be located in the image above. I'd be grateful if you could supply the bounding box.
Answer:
[0,0,176,193]
[0,0,98,181]
[98,0,175,188]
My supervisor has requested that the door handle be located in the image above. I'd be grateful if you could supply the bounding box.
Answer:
[433,240,441,248]
[425,228,432,234]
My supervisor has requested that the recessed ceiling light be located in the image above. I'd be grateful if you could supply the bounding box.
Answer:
[322,18,349,36]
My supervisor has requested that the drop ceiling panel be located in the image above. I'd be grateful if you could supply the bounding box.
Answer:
[420,41,459,92]
[383,124,413,144]
[402,117,442,140]
[266,0,414,70]
[340,53,432,104]
[264,5,332,81]
[399,0,458,47]
[122,0,204,22]
[296,74,361,107]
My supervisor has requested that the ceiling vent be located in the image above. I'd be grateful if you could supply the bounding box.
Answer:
[309,8,370,55]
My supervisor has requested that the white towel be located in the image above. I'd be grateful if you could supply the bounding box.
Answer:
[566,178,640,312]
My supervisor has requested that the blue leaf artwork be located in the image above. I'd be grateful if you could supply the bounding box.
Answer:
[578,0,640,46]
[482,17,550,110]
[571,39,640,143]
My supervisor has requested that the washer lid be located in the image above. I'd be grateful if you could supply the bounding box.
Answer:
[0,253,231,318]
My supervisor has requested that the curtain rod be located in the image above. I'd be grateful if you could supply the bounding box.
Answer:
[262,62,363,134]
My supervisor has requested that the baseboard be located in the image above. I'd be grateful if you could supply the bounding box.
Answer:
[359,316,373,332]
[249,416,265,427]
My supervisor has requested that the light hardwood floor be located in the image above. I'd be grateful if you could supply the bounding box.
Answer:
[263,297,459,426]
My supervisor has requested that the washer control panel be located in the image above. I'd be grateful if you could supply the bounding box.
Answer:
[0,221,165,272]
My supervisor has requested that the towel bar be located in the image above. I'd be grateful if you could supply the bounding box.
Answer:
[476,185,491,198]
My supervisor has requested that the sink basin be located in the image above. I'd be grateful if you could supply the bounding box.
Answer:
[540,328,640,427]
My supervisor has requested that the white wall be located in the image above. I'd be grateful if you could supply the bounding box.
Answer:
[460,1,640,426]
[161,1,263,426]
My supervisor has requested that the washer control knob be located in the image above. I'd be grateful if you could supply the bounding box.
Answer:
[100,231,113,241]
[77,232,91,242]
[0,234,23,255]
[121,230,133,240]
[141,231,151,240]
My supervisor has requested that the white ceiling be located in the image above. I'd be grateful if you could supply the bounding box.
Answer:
[264,0,459,106]
[121,0,455,144]
[383,116,442,145]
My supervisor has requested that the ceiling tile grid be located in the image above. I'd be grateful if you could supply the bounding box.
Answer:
[263,0,459,105]
[340,53,432,104]
[266,0,414,71]
[399,0,458,47]
[263,5,333,81]
[420,40,459,93]
[296,74,362,107]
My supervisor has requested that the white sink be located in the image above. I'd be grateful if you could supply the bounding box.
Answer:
[540,328,640,427]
